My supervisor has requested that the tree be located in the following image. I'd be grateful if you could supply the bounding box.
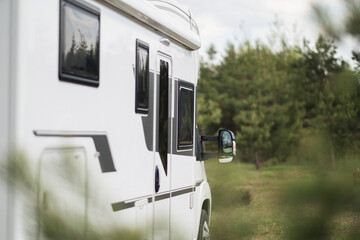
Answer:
[198,41,305,167]
[312,1,360,162]
[197,27,359,167]
[206,44,217,62]
[301,35,346,125]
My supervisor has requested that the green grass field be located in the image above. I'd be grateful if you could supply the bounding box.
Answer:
[205,160,360,240]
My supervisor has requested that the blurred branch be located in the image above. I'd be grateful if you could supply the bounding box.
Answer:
[312,4,342,40]
[313,0,360,42]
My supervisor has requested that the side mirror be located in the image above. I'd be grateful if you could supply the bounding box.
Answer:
[218,130,236,163]
[198,129,236,163]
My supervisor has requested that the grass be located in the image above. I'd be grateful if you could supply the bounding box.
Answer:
[205,160,360,240]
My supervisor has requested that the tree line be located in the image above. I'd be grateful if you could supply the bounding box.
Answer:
[197,34,360,167]
[198,0,360,167]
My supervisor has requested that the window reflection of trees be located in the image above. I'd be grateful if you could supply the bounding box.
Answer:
[63,29,99,79]
[137,49,149,109]
[179,88,194,147]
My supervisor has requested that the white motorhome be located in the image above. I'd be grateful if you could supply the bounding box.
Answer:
[0,0,236,239]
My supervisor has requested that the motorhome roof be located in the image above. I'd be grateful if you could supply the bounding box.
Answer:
[148,0,191,20]
[99,0,201,50]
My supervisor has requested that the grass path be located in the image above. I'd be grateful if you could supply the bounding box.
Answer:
[205,161,360,240]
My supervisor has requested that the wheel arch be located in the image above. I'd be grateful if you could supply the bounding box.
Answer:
[201,198,211,223]
[193,181,212,239]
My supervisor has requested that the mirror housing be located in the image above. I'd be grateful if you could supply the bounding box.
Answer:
[218,130,236,163]
[197,129,236,163]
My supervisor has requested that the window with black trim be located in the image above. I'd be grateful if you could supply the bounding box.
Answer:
[178,82,194,150]
[135,40,149,114]
[59,0,100,87]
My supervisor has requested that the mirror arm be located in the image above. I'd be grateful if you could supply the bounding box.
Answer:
[201,136,219,142]
[197,135,219,161]
[200,152,218,160]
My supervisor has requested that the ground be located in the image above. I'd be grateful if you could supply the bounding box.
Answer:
[205,160,360,240]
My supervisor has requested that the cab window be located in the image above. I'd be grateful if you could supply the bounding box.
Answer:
[178,82,194,150]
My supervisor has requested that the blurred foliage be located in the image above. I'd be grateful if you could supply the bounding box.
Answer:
[313,0,360,41]
[2,152,34,190]
[314,0,360,72]
[40,207,140,240]
[197,33,360,168]
[1,152,141,240]
[282,170,360,240]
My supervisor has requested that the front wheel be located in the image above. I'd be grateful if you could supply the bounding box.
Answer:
[197,209,210,240]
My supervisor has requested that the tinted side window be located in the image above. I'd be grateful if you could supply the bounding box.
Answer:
[59,0,100,87]
[135,40,149,114]
[178,82,194,150]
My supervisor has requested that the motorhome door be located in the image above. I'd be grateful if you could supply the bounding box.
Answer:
[153,53,173,238]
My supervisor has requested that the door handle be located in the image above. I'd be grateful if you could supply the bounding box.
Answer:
[155,166,160,193]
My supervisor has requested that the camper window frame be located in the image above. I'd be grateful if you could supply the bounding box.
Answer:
[59,0,101,87]
[177,81,194,150]
[135,39,150,114]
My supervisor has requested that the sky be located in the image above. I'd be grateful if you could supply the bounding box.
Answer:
[178,0,357,64]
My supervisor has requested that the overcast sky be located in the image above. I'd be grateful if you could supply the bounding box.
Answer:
[178,0,357,64]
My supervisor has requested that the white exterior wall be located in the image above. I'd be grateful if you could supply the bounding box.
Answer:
[0,0,14,239]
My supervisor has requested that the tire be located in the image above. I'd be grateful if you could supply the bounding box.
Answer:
[197,209,210,240]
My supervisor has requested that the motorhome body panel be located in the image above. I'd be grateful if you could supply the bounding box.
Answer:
[98,0,201,50]
[0,0,14,239]
[3,0,207,239]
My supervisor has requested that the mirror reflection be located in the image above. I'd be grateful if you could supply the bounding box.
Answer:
[221,131,233,154]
